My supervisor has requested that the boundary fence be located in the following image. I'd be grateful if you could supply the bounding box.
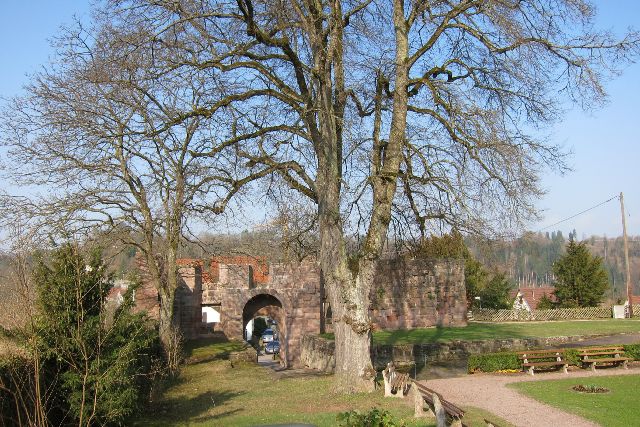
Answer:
[472,305,640,321]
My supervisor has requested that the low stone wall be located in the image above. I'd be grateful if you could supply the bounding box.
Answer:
[474,307,610,321]
[300,333,632,373]
[299,335,335,373]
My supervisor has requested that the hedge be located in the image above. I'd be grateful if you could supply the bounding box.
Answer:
[623,344,640,360]
[468,352,520,373]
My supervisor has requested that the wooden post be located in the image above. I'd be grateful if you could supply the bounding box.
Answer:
[433,393,447,427]
[620,192,634,318]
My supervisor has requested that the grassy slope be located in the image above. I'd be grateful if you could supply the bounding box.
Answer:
[133,337,511,427]
[509,374,640,427]
[321,319,640,345]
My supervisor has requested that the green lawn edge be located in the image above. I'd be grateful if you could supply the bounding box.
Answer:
[508,374,640,427]
[320,319,640,345]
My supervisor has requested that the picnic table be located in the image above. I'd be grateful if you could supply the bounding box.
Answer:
[577,346,631,371]
[517,349,568,375]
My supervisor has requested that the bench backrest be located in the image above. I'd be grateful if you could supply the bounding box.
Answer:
[413,381,465,418]
[518,350,565,360]
[577,346,624,353]
[390,373,409,386]
[517,349,564,355]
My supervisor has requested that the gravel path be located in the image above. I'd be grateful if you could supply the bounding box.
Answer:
[424,367,640,427]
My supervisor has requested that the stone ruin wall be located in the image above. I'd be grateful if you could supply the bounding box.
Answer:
[369,258,467,330]
[138,257,466,367]
[134,258,206,341]
[200,260,322,366]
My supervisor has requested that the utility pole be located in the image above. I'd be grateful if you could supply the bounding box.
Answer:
[620,192,634,317]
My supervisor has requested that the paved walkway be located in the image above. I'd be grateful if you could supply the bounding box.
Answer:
[425,366,640,427]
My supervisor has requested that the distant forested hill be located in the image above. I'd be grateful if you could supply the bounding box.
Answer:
[466,231,640,302]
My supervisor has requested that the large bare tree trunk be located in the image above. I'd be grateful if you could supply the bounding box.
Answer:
[312,0,411,392]
[318,196,376,391]
[316,129,379,391]
[140,239,179,356]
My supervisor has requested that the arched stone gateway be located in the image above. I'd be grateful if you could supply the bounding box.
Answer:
[183,260,322,367]
[243,293,284,336]
[140,257,467,368]
[242,293,288,362]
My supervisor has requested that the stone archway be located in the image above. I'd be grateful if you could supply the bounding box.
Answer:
[242,293,288,365]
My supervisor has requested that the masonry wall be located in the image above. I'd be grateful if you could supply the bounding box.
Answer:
[175,264,203,340]
[140,256,466,367]
[133,259,204,340]
[370,258,467,330]
[300,333,614,374]
[200,260,322,367]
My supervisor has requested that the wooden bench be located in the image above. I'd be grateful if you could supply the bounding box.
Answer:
[382,362,411,397]
[577,346,631,371]
[517,349,568,375]
[412,380,465,427]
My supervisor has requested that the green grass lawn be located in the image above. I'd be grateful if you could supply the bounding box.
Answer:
[320,319,640,345]
[133,336,511,426]
[509,374,640,427]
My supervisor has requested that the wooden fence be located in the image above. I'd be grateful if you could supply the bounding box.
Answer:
[472,305,640,322]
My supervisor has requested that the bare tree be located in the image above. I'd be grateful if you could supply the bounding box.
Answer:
[0,14,272,349]
[265,178,319,262]
[128,0,637,392]
[7,0,637,393]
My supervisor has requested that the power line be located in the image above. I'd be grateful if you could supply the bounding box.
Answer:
[538,194,619,232]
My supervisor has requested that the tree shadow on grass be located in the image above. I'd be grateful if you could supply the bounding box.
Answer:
[186,351,240,365]
[183,333,231,355]
[184,334,248,365]
[143,389,245,423]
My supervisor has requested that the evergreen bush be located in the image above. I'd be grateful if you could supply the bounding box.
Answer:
[553,240,609,307]
[564,348,581,366]
[536,294,556,310]
[0,355,33,425]
[31,244,162,425]
[468,351,520,373]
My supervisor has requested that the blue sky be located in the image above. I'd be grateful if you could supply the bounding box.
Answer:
[1,1,639,238]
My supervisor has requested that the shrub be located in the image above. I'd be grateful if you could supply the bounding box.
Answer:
[337,408,405,427]
[468,352,520,373]
[31,244,162,425]
[0,356,33,426]
[623,344,640,360]
[536,294,556,310]
[565,348,581,366]
[479,273,514,309]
